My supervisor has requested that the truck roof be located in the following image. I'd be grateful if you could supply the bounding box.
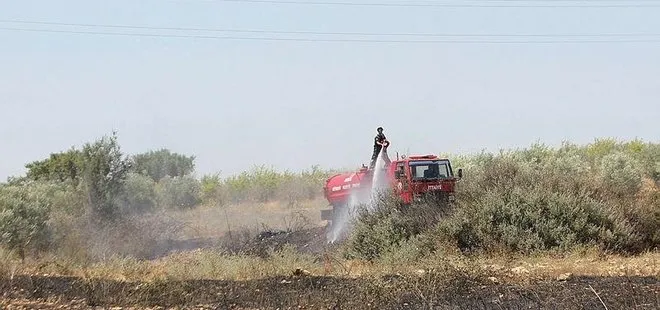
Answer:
[400,154,449,161]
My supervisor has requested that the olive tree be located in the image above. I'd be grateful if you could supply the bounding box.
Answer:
[0,185,51,260]
[131,149,195,182]
[79,132,132,222]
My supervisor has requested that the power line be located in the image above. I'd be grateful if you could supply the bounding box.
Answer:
[3,27,660,43]
[210,0,660,8]
[1,20,659,38]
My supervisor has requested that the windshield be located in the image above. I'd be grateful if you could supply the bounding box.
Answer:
[409,160,451,180]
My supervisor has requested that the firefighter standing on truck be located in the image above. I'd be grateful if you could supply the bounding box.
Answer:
[370,127,387,169]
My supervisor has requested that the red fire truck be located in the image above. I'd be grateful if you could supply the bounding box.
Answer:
[321,153,462,225]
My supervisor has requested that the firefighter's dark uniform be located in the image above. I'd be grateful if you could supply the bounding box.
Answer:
[370,132,387,169]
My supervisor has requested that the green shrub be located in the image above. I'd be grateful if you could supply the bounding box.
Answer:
[156,176,201,209]
[436,141,658,255]
[586,138,619,163]
[24,148,82,183]
[627,197,660,251]
[222,165,334,204]
[200,173,227,207]
[274,166,328,204]
[598,151,644,197]
[131,149,195,182]
[120,172,157,213]
[0,183,53,259]
[79,133,132,222]
[344,194,447,261]
[438,188,637,254]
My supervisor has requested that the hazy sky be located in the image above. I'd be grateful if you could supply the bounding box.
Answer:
[1,0,659,180]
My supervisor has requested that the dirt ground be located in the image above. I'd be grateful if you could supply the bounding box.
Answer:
[1,273,658,309]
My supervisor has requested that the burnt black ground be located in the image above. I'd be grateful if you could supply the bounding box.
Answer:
[1,274,658,309]
[148,226,332,260]
[242,226,341,258]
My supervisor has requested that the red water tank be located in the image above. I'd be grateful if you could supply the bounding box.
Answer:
[323,168,372,207]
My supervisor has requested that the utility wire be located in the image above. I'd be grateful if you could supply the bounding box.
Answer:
[209,0,660,8]
[3,27,660,43]
[1,20,659,38]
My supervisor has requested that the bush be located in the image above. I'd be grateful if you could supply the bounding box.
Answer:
[156,176,201,209]
[222,165,334,204]
[79,133,132,222]
[598,152,644,197]
[120,172,157,213]
[0,183,53,260]
[200,173,226,207]
[131,149,195,182]
[437,188,637,254]
[436,142,658,255]
[343,194,447,261]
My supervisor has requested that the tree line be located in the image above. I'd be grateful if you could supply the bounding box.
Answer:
[0,132,334,260]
